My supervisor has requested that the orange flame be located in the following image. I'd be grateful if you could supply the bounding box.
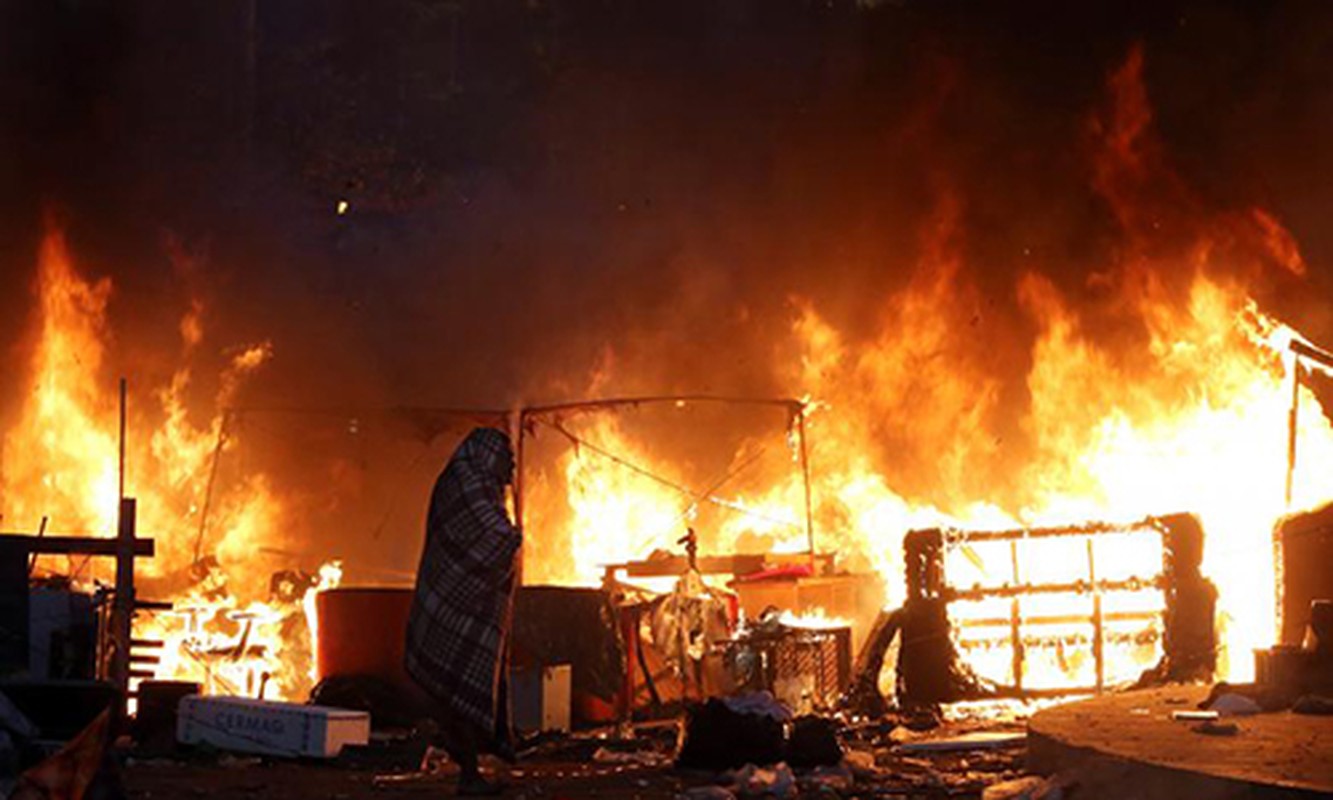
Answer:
[518,47,1333,689]
[4,223,334,702]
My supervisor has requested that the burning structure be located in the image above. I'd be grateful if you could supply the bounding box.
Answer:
[1,2,1332,798]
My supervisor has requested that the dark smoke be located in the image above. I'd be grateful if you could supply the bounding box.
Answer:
[2,0,1331,573]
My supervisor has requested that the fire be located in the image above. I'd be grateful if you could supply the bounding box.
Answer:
[6,42,1331,708]
[776,608,850,631]
[4,223,335,702]
[523,414,688,585]
[518,45,1333,689]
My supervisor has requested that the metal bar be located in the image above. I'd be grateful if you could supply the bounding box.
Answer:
[1009,540,1023,692]
[520,394,804,419]
[1088,538,1104,692]
[26,516,48,576]
[193,410,231,563]
[955,610,1160,628]
[797,406,815,566]
[943,575,1163,602]
[0,534,154,557]
[119,378,126,501]
[948,577,1161,602]
[957,629,1159,648]
[1286,360,1301,508]
[1290,338,1333,370]
[934,518,1169,543]
[111,497,138,717]
[228,404,507,421]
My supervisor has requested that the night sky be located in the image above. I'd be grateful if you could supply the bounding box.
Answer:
[2,0,1331,414]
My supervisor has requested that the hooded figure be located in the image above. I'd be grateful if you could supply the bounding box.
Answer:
[405,427,520,793]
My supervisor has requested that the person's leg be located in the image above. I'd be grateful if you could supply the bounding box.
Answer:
[441,718,502,796]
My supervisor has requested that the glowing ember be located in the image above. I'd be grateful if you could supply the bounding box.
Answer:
[777,608,851,631]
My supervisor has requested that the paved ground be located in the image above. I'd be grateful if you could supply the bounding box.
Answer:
[1029,685,1333,799]
[121,715,1033,800]
[124,759,691,800]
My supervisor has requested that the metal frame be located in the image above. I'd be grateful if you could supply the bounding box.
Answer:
[904,515,1203,697]
[515,395,815,562]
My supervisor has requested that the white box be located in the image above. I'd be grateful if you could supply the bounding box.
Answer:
[177,696,369,758]
[510,664,571,733]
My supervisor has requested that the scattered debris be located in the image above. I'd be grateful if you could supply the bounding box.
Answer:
[785,716,842,768]
[1292,695,1333,716]
[898,730,1025,753]
[591,746,669,767]
[720,692,791,722]
[676,696,786,770]
[1204,693,1261,716]
[799,763,853,794]
[11,709,115,800]
[726,762,797,799]
[1191,720,1239,736]
[841,748,876,776]
[0,693,38,742]
[679,787,737,800]
[981,775,1061,800]
[1170,709,1217,722]
[218,754,264,769]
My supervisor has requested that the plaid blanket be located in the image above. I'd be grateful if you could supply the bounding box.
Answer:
[405,427,521,742]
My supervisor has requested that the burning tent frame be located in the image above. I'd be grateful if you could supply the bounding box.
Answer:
[512,395,816,561]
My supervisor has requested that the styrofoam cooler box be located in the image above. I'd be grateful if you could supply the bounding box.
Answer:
[177,696,369,758]
[511,664,571,733]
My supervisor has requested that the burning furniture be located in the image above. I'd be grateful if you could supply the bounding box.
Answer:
[603,547,873,718]
[849,513,1217,710]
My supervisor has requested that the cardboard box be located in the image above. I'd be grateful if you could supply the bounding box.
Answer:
[177,696,369,758]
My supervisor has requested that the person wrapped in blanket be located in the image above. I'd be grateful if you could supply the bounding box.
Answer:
[405,427,521,796]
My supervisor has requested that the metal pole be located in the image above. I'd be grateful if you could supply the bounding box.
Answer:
[112,497,137,719]
[1285,358,1301,509]
[26,516,48,577]
[513,409,526,534]
[1009,540,1023,692]
[1087,538,1104,692]
[797,406,815,567]
[193,411,231,563]
[119,378,127,501]
[113,379,135,720]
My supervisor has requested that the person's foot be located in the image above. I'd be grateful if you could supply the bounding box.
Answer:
[492,738,518,765]
[457,775,504,797]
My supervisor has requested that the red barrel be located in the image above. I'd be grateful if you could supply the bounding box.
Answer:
[314,587,414,688]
